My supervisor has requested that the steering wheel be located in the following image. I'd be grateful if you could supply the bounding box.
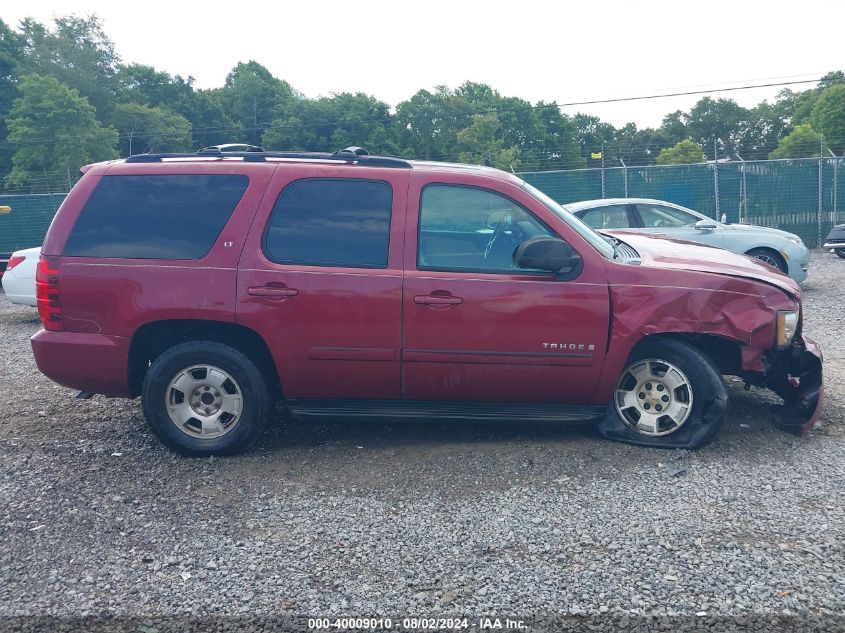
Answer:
[484,214,509,260]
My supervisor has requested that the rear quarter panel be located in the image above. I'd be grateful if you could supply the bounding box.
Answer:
[46,162,275,336]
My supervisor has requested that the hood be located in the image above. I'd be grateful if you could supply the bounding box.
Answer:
[720,222,800,241]
[606,231,800,298]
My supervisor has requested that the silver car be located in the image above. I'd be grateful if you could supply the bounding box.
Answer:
[566,198,810,282]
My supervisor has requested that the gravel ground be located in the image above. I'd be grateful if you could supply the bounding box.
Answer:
[1,253,844,632]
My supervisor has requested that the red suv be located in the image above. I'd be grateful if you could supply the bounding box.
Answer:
[31,147,823,455]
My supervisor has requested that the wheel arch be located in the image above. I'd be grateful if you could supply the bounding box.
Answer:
[743,245,787,270]
[128,319,281,399]
[628,332,743,375]
[593,331,744,403]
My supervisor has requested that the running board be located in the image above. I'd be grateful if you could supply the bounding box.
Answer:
[285,400,606,423]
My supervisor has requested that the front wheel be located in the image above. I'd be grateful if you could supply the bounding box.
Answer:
[835,249,845,260]
[746,248,787,273]
[597,338,727,449]
[141,341,271,455]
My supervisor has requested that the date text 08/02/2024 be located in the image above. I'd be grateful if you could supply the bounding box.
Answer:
[308,617,528,630]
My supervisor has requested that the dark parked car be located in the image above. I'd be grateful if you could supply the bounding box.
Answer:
[823,223,845,258]
[30,147,823,455]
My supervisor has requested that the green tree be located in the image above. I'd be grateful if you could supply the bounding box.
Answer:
[219,61,298,146]
[655,139,706,165]
[4,74,117,188]
[658,111,688,146]
[456,112,520,169]
[683,97,749,158]
[116,63,194,112]
[0,19,25,177]
[111,102,191,155]
[394,86,473,161]
[736,101,790,160]
[573,113,615,161]
[811,84,845,155]
[768,123,823,159]
[18,15,119,117]
[185,90,240,148]
[263,91,397,154]
[533,104,583,169]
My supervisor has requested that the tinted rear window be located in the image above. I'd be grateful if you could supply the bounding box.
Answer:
[263,178,392,268]
[64,175,249,259]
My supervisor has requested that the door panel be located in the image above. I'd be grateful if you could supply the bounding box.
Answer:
[402,174,611,403]
[237,167,408,399]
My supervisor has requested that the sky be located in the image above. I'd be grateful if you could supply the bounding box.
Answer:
[3,0,845,129]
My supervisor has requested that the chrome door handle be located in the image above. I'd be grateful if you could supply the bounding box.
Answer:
[414,294,463,305]
[248,286,299,298]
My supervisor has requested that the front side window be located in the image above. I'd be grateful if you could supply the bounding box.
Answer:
[523,183,616,259]
[64,174,249,259]
[578,205,633,230]
[264,179,392,268]
[418,184,554,272]
[636,204,698,228]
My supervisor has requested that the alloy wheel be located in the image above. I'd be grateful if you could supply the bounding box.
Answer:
[165,364,243,439]
[614,358,694,436]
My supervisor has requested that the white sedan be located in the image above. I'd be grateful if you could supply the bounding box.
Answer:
[1,246,39,306]
[566,198,811,283]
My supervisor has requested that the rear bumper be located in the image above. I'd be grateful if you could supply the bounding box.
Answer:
[31,329,133,397]
[823,242,845,250]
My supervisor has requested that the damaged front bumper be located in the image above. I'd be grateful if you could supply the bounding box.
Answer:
[745,334,824,435]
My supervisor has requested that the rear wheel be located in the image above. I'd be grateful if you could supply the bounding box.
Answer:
[835,249,845,260]
[142,341,271,455]
[746,247,787,273]
[597,338,727,449]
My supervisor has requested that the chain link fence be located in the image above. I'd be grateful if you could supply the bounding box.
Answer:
[522,157,845,247]
[1,157,844,253]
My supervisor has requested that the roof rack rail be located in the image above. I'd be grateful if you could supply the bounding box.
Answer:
[198,143,264,153]
[124,146,411,168]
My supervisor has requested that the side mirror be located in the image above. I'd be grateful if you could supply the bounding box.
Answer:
[514,237,582,279]
[695,219,718,230]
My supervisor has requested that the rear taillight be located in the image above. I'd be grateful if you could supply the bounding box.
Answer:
[6,255,25,271]
[36,256,63,331]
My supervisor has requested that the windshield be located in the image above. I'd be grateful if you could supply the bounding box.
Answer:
[522,183,616,259]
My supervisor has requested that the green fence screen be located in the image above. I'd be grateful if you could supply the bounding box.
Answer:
[0,193,66,254]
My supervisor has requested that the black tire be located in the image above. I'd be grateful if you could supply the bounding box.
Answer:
[835,249,845,260]
[745,247,787,273]
[141,341,271,456]
[596,338,727,450]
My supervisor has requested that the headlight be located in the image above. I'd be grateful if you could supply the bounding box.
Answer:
[776,310,799,349]
[786,236,803,245]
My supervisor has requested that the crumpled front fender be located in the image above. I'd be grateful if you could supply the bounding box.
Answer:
[766,335,824,435]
